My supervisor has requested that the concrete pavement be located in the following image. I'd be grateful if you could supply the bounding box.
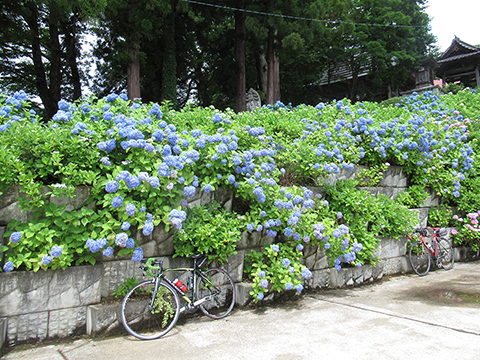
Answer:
[3,261,480,360]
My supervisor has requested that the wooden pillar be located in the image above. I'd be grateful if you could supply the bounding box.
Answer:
[476,65,480,88]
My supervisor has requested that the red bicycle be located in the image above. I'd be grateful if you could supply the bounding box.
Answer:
[407,227,454,276]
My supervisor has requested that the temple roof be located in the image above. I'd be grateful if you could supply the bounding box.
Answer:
[438,36,480,63]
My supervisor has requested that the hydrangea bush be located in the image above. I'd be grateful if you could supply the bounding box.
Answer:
[1,89,478,300]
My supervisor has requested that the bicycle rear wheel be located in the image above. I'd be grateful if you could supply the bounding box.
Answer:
[121,280,180,340]
[197,268,236,319]
[409,241,431,276]
[437,238,454,270]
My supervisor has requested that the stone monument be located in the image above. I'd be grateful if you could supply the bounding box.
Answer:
[246,88,261,112]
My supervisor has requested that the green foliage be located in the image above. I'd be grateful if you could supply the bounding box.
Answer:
[427,205,454,227]
[113,277,140,299]
[395,185,429,209]
[2,202,122,271]
[245,243,305,302]
[443,82,465,95]
[324,179,417,264]
[172,202,243,264]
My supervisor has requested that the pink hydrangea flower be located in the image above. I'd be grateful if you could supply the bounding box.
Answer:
[451,228,458,235]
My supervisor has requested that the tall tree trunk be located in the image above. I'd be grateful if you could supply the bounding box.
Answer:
[266,27,280,104]
[256,46,268,96]
[48,2,62,107]
[23,2,56,118]
[127,0,141,100]
[162,1,177,105]
[64,14,82,100]
[235,0,246,113]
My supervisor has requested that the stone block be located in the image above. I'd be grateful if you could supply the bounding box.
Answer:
[101,260,142,298]
[220,252,244,283]
[380,257,405,276]
[379,166,407,187]
[48,307,86,339]
[0,318,6,351]
[409,208,429,228]
[49,186,93,212]
[309,269,330,289]
[86,304,121,335]
[7,311,49,344]
[235,282,253,307]
[377,236,408,259]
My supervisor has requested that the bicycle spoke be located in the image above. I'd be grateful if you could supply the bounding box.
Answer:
[409,241,431,276]
[196,268,236,319]
[121,281,180,340]
[437,238,454,270]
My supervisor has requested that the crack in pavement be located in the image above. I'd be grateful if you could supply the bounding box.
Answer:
[312,295,480,337]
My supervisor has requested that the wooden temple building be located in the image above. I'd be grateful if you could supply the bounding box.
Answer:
[436,36,480,88]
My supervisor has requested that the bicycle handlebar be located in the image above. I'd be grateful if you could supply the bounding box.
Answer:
[140,258,163,277]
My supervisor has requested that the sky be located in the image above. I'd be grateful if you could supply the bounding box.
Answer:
[426,0,480,53]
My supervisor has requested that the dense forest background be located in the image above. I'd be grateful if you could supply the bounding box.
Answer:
[0,0,436,118]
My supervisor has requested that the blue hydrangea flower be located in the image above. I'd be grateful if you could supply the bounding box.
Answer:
[3,261,14,273]
[284,227,293,237]
[10,231,21,243]
[282,258,291,268]
[258,270,266,278]
[184,186,196,198]
[203,184,212,193]
[260,279,269,288]
[148,177,160,188]
[126,203,136,216]
[126,176,141,189]
[126,238,135,249]
[42,255,52,265]
[257,293,264,300]
[296,244,304,251]
[103,247,113,257]
[111,196,123,208]
[301,267,312,279]
[142,221,154,236]
[140,206,146,213]
[295,284,304,292]
[337,212,343,219]
[121,222,131,231]
[115,233,128,247]
[285,282,294,290]
[132,247,143,262]
[50,246,63,258]
[272,244,279,252]
[105,181,119,193]
[101,157,111,166]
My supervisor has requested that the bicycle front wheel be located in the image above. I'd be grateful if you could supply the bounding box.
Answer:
[409,241,431,276]
[121,280,180,340]
[437,238,454,270]
[197,268,236,319]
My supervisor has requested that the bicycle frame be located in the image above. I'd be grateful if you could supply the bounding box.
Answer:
[407,228,440,257]
[149,265,216,314]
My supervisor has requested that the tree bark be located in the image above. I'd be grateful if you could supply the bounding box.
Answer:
[266,26,280,104]
[127,0,141,100]
[256,46,268,96]
[162,1,177,105]
[48,2,62,108]
[235,0,246,113]
[23,2,56,118]
[64,14,82,100]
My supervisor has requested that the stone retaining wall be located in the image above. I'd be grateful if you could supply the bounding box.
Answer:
[0,165,453,346]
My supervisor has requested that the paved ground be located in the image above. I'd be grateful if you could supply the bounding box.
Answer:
[3,261,480,360]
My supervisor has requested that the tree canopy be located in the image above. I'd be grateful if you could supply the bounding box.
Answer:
[0,0,435,114]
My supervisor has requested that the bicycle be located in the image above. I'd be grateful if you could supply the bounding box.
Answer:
[120,254,236,340]
[407,227,454,276]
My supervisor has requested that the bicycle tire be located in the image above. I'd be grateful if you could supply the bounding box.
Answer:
[121,280,180,340]
[197,267,236,319]
[409,241,431,276]
[437,237,454,270]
